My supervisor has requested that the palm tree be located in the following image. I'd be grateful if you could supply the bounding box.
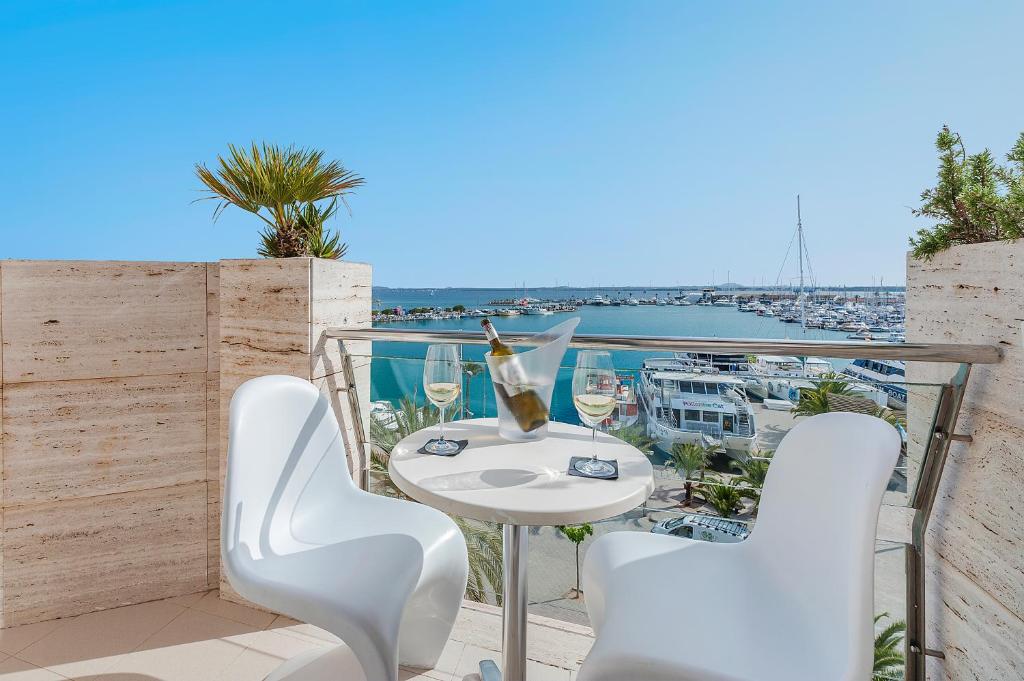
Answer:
[792,372,852,416]
[557,524,594,598]
[665,442,709,506]
[195,143,364,259]
[730,450,773,512]
[461,361,485,419]
[611,424,657,455]
[697,475,745,518]
[369,396,504,605]
[873,612,907,680]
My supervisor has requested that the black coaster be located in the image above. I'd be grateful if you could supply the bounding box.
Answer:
[418,439,469,457]
[567,456,619,480]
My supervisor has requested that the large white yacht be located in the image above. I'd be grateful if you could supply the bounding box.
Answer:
[636,358,757,456]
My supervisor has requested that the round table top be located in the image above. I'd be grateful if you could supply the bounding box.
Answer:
[388,418,655,526]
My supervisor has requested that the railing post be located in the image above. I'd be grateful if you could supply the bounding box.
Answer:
[336,341,371,491]
[905,364,971,681]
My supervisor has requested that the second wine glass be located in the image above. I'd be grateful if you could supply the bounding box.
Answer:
[572,350,618,476]
[423,344,463,455]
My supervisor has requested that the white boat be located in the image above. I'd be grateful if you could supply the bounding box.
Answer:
[369,401,398,431]
[712,297,734,307]
[606,374,640,430]
[748,355,833,401]
[842,359,907,409]
[636,358,757,456]
[521,305,552,315]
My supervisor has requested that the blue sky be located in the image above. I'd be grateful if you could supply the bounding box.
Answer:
[2,1,1022,287]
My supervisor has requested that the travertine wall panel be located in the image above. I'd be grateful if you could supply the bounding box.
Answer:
[2,374,206,505]
[906,241,1024,680]
[926,554,1024,681]
[0,261,206,383]
[2,482,207,626]
[0,259,217,626]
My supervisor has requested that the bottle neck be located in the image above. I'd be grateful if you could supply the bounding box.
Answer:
[482,320,502,352]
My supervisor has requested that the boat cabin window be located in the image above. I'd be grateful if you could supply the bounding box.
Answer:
[684,409,700,422]
[702,411,719,423]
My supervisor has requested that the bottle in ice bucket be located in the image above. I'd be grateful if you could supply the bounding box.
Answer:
[481,318,549,432]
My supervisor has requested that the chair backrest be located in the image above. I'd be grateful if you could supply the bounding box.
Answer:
[745,412,900,670]
[223,375,357,568]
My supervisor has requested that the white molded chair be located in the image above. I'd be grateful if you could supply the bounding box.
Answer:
[579,412,901,681]
[222,375,469,681]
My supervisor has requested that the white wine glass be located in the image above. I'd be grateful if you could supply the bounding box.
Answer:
[572,350,617,476]
[423,344,463,455]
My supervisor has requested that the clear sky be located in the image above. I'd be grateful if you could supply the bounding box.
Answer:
[2,1,1022,287]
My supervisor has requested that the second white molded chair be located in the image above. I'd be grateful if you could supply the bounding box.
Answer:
[578,412,901,681]
[222,375,469,681]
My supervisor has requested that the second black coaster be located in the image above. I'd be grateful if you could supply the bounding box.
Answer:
[567,456,619,480]
[418,439,469,457]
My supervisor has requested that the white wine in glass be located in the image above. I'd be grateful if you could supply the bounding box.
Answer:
[572,350,618,476]
[423,344,462,455]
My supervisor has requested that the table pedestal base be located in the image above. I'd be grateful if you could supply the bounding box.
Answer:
[480,523,528,681]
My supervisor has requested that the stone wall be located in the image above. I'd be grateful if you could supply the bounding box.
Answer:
[0,261,211,626]
[905,241,1024,681]
[0,258,371,626]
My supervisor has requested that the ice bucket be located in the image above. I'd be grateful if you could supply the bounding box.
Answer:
[485,317,580,442]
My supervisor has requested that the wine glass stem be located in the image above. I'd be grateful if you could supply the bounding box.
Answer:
[591,425,598,461]
[438,405,446,442]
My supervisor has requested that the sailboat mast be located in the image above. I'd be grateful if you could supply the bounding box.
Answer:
[797,195,805,331]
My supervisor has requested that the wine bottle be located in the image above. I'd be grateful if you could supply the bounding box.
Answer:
[481,318,549,432]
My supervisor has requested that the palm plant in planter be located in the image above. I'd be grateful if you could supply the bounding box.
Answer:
[195,143,364,258]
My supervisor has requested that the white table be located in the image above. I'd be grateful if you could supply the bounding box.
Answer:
[389,418,654,681]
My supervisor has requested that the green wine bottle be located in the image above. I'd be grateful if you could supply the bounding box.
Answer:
[481,318,549,432]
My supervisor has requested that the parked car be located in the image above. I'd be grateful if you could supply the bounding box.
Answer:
[650,514,749,543]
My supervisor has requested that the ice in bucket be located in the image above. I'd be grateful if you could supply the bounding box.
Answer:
[485,317,579,441]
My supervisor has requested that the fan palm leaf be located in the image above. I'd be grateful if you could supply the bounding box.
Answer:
[195,142,363,259]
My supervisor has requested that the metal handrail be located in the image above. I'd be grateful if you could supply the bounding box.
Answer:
[326,327,1001,364]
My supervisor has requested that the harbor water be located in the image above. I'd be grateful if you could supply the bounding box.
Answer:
[369,287,878,427]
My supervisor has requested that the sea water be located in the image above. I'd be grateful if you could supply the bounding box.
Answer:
[368,287,858,426]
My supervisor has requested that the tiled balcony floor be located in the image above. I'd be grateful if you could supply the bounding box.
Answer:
[0,591,593,681]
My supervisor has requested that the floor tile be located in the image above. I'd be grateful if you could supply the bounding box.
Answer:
[267,617,341,646]
[213,646,284,681]
[0,657,66,680]
[17,600,185,678]
[161,590,211,608]
[454,645,571,681]
[107,609,256,681]
[192,591,276,629]
[0,620,65,656]
[399,638,464,681]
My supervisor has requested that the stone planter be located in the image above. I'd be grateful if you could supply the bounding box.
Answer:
[215,258,371,603]
[905,241,1022,680]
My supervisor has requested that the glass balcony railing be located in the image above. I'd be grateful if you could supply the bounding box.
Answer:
[324,327,996,680]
